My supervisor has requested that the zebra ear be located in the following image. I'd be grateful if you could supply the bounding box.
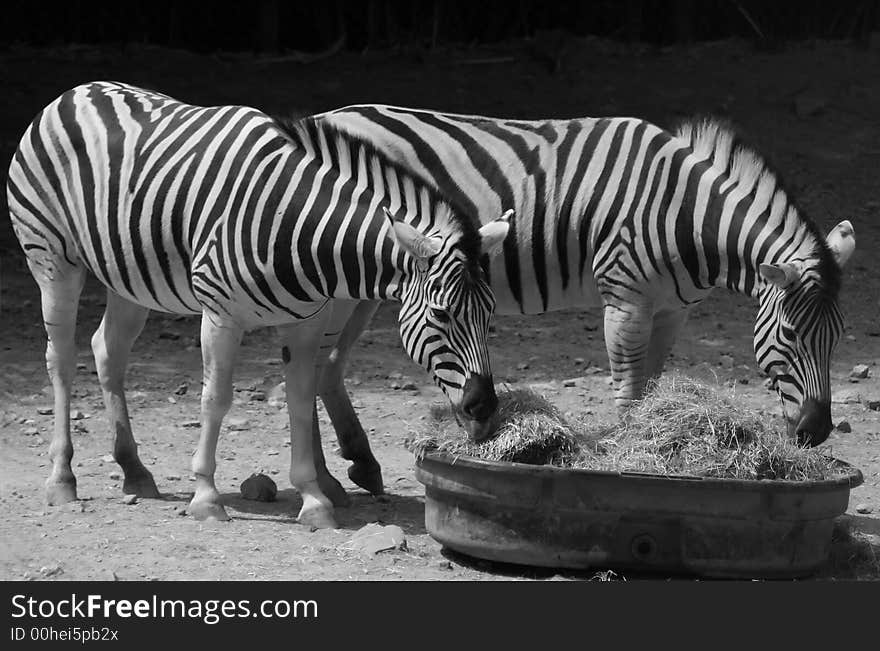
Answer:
[479,210,513,256]
[385,208,443,260]
[825,220,855,268]
[759,262,800,290]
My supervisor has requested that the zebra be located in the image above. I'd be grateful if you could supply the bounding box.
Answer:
[6,83,510,528]
[304,105,855,495]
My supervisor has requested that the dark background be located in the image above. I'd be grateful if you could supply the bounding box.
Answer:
[3,0,879,53]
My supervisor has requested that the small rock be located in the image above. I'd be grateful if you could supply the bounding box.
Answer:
[266,449,279,456]
[158,331,180,340]
[346,522,407,555]
[103,519,115,525]
[227,417,250,431]
[71,410,86,420]
[400,382,418,391]
[176,507,187,516]
[855,504,873,514]
[108,471,122,480]
[389,381,401,390]
[36,406,53,415]
[101,454,115,463]
[584,366,604,375]
[39,564,63,577]
[22,427,39,436]
[718,354,735,369]
[249,390,267,402]
[573,357,585,365]
[165,474,181,481]
[850,364,870,379]
[563,379,577,388]
[835,421,852,433]
[121,494,138,505]
[240,473,277,502]
[180,420,201,428]
[864,400,880,411]
[174,382,188,396]
[516,363,530,371]
[76,362,88,371]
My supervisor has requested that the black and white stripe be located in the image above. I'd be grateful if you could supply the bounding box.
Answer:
[6,83,511,521]
[318,106,855,444]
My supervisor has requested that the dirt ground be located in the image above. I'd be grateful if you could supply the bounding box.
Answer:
[1,36,879,581]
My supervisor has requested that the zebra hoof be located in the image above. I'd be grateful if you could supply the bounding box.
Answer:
[297,503,337,530]
[348,462,384,496]
[45,479,78,505]
[123,468,161,499]
[318,474,351,508]
[188,498,230,522]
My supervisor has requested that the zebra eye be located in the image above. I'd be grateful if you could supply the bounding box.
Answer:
[429,304,450,323]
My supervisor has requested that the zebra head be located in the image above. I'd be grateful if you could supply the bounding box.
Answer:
[755,220,855,446]
[386,207,511,442]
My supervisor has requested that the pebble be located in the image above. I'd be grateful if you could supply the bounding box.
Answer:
[563,379,577,387]
[22,427,39,436]
[180,420,201,428]
[108,471,122,480]
[516,363,530,371]
[39,564,63,577]
[71,410,86,420]
[174,382,188,396]
[345,522,407,555]
[573,357,585,365]
[101,454,115,463]
[849,364,870,380]
[240,473,277,502]
[165,474,181,481]
[266,449,279,456]
[121,494,138,505]
[76,362,88,371]
[718,354,735,369]
[176,507,187,516]
[400,382,418,391]
[864,400,880,411]
[835,421,852,433]
[249,390,267,402]
[227,417,250,431]
[158,331,180,340]
[37,406,53,415]
[855,504,872,514]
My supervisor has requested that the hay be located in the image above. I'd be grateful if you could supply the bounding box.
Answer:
[409,375,850,482]
[406,388,579,465]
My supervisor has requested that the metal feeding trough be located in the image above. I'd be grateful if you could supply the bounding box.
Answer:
[415,452,864,579]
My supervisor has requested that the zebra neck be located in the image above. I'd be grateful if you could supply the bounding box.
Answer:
[697,180,819,298]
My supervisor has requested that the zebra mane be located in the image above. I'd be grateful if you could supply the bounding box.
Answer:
[675,116,841,299]
[271,114,484,277]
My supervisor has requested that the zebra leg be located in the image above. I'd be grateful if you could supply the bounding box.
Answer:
[36,267,86,505]
[278,306,338,529]
[310,400,350,507]
[317,300,383,495]
[602,302,654,413]
[91,291,159,498]
[189,313,243,521]
[644,307,690,380]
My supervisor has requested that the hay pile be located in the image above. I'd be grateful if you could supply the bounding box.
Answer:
[408,388,579,465]
[408,375,850,481]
